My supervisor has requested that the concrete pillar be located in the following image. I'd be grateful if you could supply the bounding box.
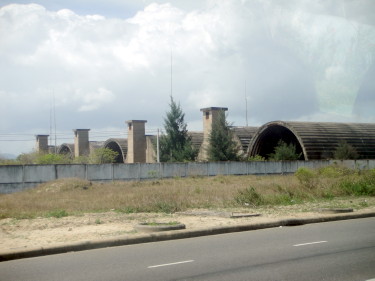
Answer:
[126,120,147,163]
[35,135,49,153]
[199,107,228,160]
[73,129,90,157]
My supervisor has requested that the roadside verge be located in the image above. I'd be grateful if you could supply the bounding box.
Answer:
[1,210,375,262]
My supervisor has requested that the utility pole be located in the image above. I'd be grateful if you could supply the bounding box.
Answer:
[157,128,160,163]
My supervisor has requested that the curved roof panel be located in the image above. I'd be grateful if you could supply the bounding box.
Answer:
[231,126,258,152]
[103,138,127,163]
[248,121,375,160]
[57,143,74,157]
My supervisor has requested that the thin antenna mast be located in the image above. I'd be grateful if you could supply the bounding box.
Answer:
[245,80,248,127]
[170,48,173,97]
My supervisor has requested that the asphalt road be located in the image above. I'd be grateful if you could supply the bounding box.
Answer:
[1,217,374,281]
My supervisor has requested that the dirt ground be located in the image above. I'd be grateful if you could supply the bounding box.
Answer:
[1,198,374,252]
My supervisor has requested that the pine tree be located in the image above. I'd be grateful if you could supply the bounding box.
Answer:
[159,96,197,162]
[207,110,240,161]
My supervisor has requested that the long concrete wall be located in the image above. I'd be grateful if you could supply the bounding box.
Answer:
[1,160,374,193]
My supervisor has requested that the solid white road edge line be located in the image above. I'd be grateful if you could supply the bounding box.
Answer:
[148,260,195,269]
[293,241,328,247]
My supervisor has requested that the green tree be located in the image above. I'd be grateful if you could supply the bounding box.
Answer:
[89,148,118,164]
[334,140,359,160]
[269,140,301,160]
[159,96,198,162]
[207,110,240,161]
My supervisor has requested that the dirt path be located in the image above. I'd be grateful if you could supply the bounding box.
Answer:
[1,198,374,252]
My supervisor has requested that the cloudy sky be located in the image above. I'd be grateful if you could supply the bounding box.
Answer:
[0,0,374,157]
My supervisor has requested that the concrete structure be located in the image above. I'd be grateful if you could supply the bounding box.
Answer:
[126,120,147,163]
[1,160,375,193]
[73,129,90,157]
[103,138,128,163]
[57,143,74,157]
[248,121,375,160]
[35,135,49,153]
[232,127,259,155]
[198,107,228,161]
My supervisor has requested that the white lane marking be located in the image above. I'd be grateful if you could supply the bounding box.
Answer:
[293,241,327,247]
[148,260,195,269]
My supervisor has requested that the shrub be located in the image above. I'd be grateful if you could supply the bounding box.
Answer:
[247,155,266,161]
[317,165,353,177]
[46,209,69,218]
[338,169,375,196]
[334,140,359,160]
[268,140,301,160]
[89,148,119,164]
[16,152,39,164]
[35,153,71,164]
[235,187,263,206]
[295,167,317,189]
[152,202,180,213]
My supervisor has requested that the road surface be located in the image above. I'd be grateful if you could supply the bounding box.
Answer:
[1,217,374,281]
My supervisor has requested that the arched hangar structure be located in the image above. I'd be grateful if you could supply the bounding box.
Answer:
[57,143,74,158]
[248,121,375,160]
[103,138,127,163]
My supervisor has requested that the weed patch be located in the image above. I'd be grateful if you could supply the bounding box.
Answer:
[46,209,68,218]
[235,187,264,207]
[1,169,374,219]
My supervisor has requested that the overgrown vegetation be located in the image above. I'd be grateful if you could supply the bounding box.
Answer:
[208,110,241,161]
[0,148,118,165]
[268,140,301,160]
[247,155,266,161]
[0,165,373,219]
[333,140,359,160]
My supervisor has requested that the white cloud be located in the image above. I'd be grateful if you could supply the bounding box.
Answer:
[77,88,115,112]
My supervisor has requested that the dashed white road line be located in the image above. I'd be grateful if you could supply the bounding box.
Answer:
[148,260,195,269]
[293,241,328,247]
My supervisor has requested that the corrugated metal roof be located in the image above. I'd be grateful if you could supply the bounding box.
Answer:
[248,121,375,160]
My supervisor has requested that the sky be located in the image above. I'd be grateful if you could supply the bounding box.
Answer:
[0,0,374,157]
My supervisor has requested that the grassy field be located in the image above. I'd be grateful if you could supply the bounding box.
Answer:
[0,165,374,219]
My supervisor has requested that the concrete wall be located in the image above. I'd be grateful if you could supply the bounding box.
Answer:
[1,160,374,193]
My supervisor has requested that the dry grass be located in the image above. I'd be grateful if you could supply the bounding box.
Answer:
[0,171,374,219]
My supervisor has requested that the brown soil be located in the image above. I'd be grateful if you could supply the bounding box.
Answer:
[1,198,374,252]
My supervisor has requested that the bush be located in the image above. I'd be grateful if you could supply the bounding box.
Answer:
[247,155,266,161]
[16,152,39,164]
[317,165,353,177]
[338,169,375,196]
[334,140,359,160]
[46,209,69,218]
[35,153,71,164]
[269,140,301,160]
[235,187,263,206]
[295,167,317,189]
[89,148,119,164]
